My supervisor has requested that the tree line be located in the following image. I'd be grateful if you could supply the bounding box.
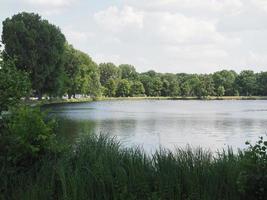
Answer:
[1,12,267,104]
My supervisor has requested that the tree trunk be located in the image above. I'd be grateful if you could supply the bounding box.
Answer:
[68,93,72,99]
[38,91,42,100]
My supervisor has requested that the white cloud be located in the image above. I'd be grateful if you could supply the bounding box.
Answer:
[126,0,243,16]
[90,4,250,72]
[2,0,267,73]
[94,6,143,32]
[94,53,121,65]
[150,12,223,45]
[62,26,94,46]
[252,0,267,12]
[93,6,226,45]
[23,0,75,8]
[21,0,78,15]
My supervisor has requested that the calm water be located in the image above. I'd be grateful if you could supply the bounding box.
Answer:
[47,100,267,152]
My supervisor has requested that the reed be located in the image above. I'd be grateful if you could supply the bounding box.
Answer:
[0,134,254,200]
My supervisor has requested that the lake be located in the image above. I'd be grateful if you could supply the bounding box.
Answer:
[47,100,267,153]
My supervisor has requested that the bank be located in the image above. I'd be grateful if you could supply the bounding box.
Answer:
[29,96,267,106]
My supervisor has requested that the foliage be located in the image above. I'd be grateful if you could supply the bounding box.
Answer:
[213,70,237,96]
[217,86,225,97]
[103,79,117,97]
[257,72,267,96]
[0,59,30,112]
[139,74,153,96]
[237,137,267,200]
[62,44,82,98]
[119,64,138,80]
[1,106,58,168]
[116,79,131,97]
[2,12,66,99]
[63,44,101,98]
[235,70,257,96]
[160,74,180,96]
[99,63,121,86]
[151,77,163,96]
[3,135,264,200]
[2,12,267,99]
[130,80,145,96]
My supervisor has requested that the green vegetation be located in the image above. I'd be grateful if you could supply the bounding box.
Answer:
[0,106,59,169]
[1,12,267,101]
[0,134,266,200]
[2,12,66,99]
[0,11,267,200]
[0,59,30,112]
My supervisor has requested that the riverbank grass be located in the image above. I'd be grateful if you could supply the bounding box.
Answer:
[28,95,267,106]
[1,134,266,200]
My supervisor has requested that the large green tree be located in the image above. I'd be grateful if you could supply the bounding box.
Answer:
[257,72,267,95]
[139,74,153,96]
[62,44,81,98]
[75,49,101,97]
[236,70,257,96]
[161,74,180,96]
[130,81,145,96]
[119,64,138,80]
[63,44,101,98]
[213,70,237,96]
[104,79,117,97]
[151,77,163,96]
[2,12,66,99]
[116,79,131,97]
[0,59,30,112]
[99,63,121,86]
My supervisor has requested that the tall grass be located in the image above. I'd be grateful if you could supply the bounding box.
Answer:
[1,135,247,200]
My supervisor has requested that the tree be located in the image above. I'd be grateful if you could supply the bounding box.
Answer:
[161,79,170,96]
[139,74,153,96]
[119,64,138,80]
[99,63,121,86]
[186,75,200,96]
[116,79,130,97]
[198,75,215,97]
[104,79,117,97]
[151,77,163,96]
[257,72,267,95]
[217,86,225,97]
[180,81,191,96]
[130,81,145,96]
[236,70,257,96]
[63,44,82,98]
[75,49,101,97]
[213,70,236,96]
[169,80,180,96]
[63,44,101,98]
[161,74,180,96]
[0,59,30,112]
[87,70,102,98]
[2,12,66,99]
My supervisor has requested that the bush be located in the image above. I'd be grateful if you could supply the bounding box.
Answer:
[0,59,31,113]
[237,136,267,200]
[1,106,58,169]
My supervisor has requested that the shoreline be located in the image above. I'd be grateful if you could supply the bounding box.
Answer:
[29,96,267,106]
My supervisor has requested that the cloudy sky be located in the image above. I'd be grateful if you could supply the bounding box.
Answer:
[1,0,267,73]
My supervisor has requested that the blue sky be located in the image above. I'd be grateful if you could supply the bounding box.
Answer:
[1,0,267,73]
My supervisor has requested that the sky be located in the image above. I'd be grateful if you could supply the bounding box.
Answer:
[1,0,267,73]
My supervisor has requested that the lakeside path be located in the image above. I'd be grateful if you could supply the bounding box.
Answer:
[29,96,267,106]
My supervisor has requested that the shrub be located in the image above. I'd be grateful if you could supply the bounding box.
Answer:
[237,136,267,200]
[2,106,58,168]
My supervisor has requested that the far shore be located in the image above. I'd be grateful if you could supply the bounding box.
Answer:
[27,96,267,106]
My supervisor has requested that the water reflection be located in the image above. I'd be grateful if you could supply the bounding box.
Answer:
[47,100,267,153]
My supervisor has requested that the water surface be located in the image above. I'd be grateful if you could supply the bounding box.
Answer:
[47,100,267,152]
